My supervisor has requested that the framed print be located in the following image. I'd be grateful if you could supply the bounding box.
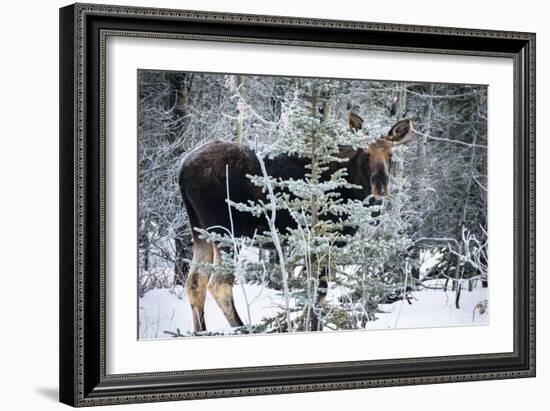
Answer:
[59,3,536,407]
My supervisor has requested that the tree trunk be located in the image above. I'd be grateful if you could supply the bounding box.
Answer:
[168,73,192,285]
[415,83,431,180]
[236,75,246,143]
[174,225,192,286]
[455,281,462,309]
[396,82,408,120]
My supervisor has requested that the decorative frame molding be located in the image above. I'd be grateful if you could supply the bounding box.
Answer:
[60,3,535,407]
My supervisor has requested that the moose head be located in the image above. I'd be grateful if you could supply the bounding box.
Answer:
[349,112,415,198]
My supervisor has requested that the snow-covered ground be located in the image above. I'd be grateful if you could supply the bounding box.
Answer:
[139,282,283,338]
[364,282,488,331]
[139,278,488,339]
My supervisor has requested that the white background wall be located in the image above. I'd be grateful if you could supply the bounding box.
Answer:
[0,0,545,409]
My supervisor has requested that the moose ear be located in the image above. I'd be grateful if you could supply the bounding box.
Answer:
[386,119,415,145]
[348,111,364,131]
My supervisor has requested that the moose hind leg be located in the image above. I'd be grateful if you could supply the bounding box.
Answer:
[208,245,244,328]
[185,238,212,333]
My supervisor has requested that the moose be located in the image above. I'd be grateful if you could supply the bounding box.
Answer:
[178,114,415,332]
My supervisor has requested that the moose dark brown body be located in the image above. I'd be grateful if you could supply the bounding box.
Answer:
[178,117,414,332]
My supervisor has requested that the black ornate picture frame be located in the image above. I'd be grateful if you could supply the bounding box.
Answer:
[59,3,535,407]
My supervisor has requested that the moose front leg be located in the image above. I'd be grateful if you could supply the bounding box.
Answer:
[185,238,212,333]
[208,245,244,328]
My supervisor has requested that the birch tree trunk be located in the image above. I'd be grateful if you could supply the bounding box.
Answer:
[392,82,408,179]
[308,90,321,331]
[415,83,431,180]
[236,75,246,143]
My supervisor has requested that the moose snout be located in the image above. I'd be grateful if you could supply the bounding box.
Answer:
[370,173,389,198]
